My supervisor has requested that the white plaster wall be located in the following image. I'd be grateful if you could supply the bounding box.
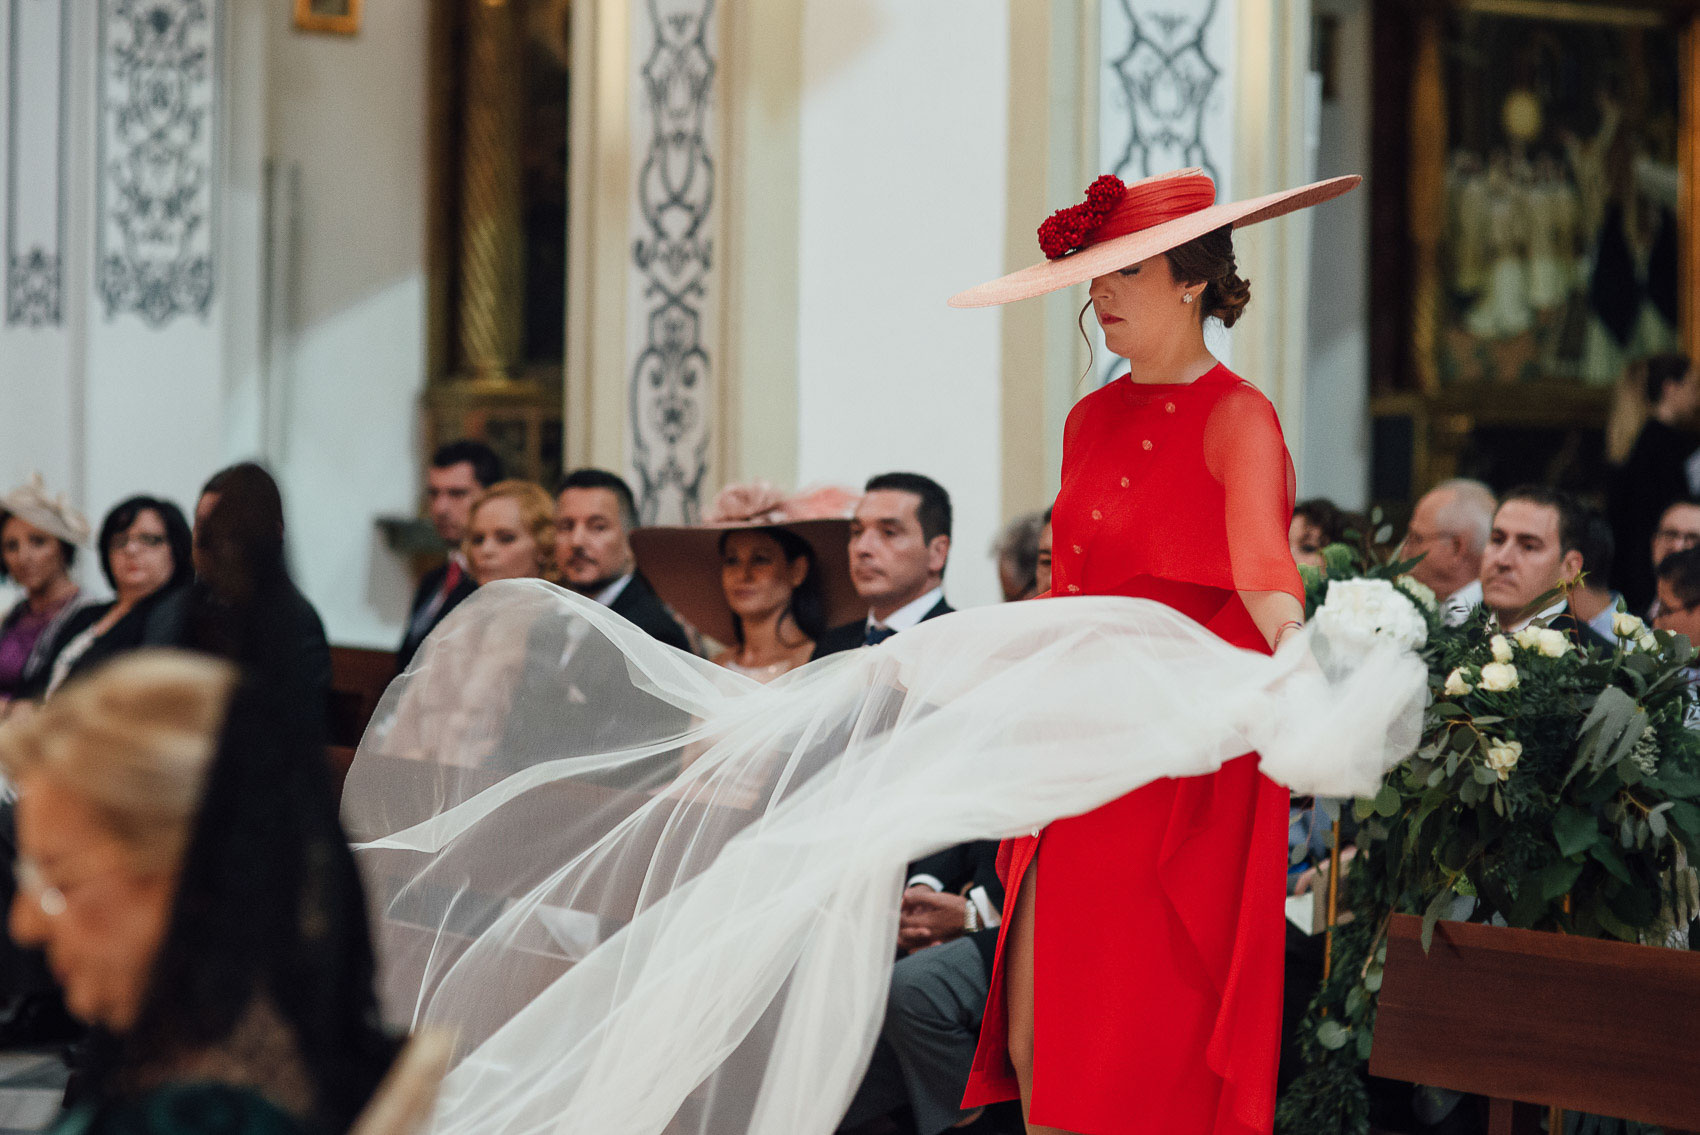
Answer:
[1301,0,1371,509]
[793,0,1010,609]
[2,3,427,645]
[264,3,428,648]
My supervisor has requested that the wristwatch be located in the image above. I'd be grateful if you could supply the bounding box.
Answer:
[963,897,980,934]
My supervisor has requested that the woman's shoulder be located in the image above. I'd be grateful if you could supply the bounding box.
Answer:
[1198,368,1280,421]
[52,1085,307,1135]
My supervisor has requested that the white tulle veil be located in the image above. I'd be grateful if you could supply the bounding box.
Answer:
[342,579,1425,1135]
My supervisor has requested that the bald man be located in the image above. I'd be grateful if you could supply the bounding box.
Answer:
[1401,479,1497,626]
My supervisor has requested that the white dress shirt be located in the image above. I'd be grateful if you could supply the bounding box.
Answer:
[1440,579,1483,627]
[1503,596,1568,634]
[594,572,635,608]
[867,586,945,637]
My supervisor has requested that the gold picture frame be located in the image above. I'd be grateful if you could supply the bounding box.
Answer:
[294,0,362,36]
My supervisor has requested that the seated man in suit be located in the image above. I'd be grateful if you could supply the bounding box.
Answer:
[552,468,691,652]
[842,840,1005,1135]
[397,440,502,672]
[1481,485,1611,650]
[813,472,954,658]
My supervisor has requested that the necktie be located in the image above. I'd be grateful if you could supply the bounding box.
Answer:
[441,557,464,599]
[864,625,897,647]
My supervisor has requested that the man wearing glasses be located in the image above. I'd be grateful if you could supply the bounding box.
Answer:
[1646,500,1700,618]
[1400,479,1497,627]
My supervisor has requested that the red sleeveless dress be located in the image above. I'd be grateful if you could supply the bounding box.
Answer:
[961,364,1301,1135]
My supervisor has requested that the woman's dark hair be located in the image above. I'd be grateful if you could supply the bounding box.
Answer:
[1292,498,1361,548]
[718,527,827,645]
[1642,353,1693,405]
[90,678,399,1131]
[0,510,77,582]
[1658,545,1700,609]
[1164,224,1252,328]
[96,497,194,593]
[197,463,287,605]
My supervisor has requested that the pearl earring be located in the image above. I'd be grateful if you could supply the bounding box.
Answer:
[1182,292,1195,304]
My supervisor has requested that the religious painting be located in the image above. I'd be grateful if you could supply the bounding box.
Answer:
[1429,1,1684,388]
[1366,0,1700,504]
[293,0,361,36]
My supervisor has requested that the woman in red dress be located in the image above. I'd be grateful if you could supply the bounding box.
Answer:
[950,168,1360,1135]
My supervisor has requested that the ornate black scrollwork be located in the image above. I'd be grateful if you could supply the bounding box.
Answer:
[629,0,716,524]
[97,0,215,328]
[6,248,60,326]
[1106,0,1223,183]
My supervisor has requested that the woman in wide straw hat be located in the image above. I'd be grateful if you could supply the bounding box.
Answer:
[954,167,1359,1135]
[631,483,860,681]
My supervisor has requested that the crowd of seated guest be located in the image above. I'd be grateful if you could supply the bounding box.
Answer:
[10,381,1700,1135]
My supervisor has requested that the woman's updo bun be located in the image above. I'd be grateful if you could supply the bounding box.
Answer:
[1164,225,1251,329]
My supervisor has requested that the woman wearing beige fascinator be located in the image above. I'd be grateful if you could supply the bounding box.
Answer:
[1,475,92,704]
[631,483,860,681]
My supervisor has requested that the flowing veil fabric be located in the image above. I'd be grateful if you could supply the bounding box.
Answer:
[343,580,1425,1135]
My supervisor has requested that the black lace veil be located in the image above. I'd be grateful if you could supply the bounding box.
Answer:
[85,676,398,1131]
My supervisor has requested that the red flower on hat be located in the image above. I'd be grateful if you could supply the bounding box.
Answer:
[1037,175,1127,260]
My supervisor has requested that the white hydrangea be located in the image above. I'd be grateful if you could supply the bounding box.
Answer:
[1312,578,1429,654]
[1479,661,1520,692]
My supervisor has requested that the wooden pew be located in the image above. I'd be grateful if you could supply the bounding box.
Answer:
[1370,913,1700,1134]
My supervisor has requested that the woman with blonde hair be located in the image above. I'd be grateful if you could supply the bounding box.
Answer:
[2,652,397,1134]
[465,481,555,586]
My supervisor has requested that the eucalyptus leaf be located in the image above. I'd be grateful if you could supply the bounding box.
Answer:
[1372,784,1400,817]
[1536,858,1584,903]
[1317,1019,1350,1050]
[1420,886,1455,953]
[1553,807,1598,858]
[1471,764,1500,786]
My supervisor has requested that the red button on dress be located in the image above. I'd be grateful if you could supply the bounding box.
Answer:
[964,363,1302,1135]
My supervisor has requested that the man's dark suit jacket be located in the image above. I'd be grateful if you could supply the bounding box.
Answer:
[396,562,478,674]
[609,571,692,653]
[810,596,953,660]
[1551,608,1615,654]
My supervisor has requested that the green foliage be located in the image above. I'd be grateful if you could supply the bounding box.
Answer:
[1277,540,1700,1135]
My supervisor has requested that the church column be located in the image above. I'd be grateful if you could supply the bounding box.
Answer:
[423,0,558,488]
[455,0,524,385]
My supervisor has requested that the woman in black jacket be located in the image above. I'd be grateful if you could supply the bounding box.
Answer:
[17,497,194,701]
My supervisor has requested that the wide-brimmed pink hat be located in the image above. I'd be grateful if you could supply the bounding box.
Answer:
[631,483,862,646]
[949,167,1360,308]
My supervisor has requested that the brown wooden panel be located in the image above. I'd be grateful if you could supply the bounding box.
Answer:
[1371,914,1700,1129]
[329,645,398,748]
